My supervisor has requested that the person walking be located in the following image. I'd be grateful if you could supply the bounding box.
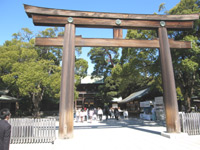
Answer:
[80,108,84,123]
[151,106,156,121]
[104,105,109,120]
[123,109,128,119]
[84,108,88,121]
[0,108,11,150]
[76,108,80,122]
[110,108,114,118]
[93,108,97,121]
[114,107,119,120]
[98,107,103,121]
[89,108,94,123]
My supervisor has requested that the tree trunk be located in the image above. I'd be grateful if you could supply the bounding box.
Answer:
[32,93,40,118]
[183,91,191,112]
[105,48,115,67]
[186,97,191,112]
[32,87,44,118]
[15,94,20,116]
[15,102,19,116]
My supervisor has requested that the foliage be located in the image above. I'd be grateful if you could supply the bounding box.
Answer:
[88,47,119,103]
[169,0,200,14]
[168,0,200,111]
[88,47,119,77]
[75,58,88,77]
[0,0,199,115]
[158,3,166,12]
[0,27,88,117]
[91,0,200,109]
[112,29,160,98]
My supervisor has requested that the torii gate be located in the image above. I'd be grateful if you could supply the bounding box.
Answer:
[24,4,199,139]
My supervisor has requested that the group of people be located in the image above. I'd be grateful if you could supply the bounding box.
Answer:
[75,107,103,122]
[100,106,128,120]
[75,106,128,122]
[0,107,127,150]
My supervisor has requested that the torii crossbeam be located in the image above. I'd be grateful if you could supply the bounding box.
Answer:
[24,4,199,139]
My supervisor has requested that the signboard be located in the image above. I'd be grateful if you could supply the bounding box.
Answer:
[112,103,118,108]
[140,101,152,107]
[155,96,163,104]
[154,96,165,121]
[154,97,164,109]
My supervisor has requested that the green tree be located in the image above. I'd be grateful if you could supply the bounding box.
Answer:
[74,58,88,101]
[117,0,200,111]
[2,59,60,117]
[75,58,88,77]
[0,27,88,117]
[0,33,61,117]
[112,29,159,98]
[167,0,200,111]
[37,28,64,65]
[87,47,120,104]
[88,47,119,77]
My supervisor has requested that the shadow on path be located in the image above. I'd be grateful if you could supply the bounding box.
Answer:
[73,118,166,136]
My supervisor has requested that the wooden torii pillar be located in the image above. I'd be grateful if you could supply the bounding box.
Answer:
[24,4,199,138]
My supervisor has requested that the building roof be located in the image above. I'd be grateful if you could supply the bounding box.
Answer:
[118,88,150,104]
[0,95,19,102]
[0,90,9,96]
[112,97,122,102]
[81,75,104,84]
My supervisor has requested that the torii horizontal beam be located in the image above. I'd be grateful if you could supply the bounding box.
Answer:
[24,4,199,29]
[32,15,194,29]
[24,4,199,21]
[35,36,192,49]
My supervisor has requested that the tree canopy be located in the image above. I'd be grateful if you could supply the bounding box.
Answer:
[88,0,200,111]
[0,27,88,117]
[0,0,199,116]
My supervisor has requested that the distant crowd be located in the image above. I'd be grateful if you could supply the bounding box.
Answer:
[75,107,128,123]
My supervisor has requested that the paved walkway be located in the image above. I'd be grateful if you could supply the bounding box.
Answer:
[10,117,200,150]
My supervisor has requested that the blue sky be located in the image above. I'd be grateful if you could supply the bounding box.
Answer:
[0,0,181,74]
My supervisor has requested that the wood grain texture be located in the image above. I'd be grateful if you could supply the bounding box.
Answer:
[59,24,75,139]
[32,15,194,29]
[24,4,199,21]
[35,37,192,49]
[113,28,123,39]
[158,27,181,133]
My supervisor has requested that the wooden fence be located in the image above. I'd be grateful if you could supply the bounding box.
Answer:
[8,118,56,144]
[179,112,200,135]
